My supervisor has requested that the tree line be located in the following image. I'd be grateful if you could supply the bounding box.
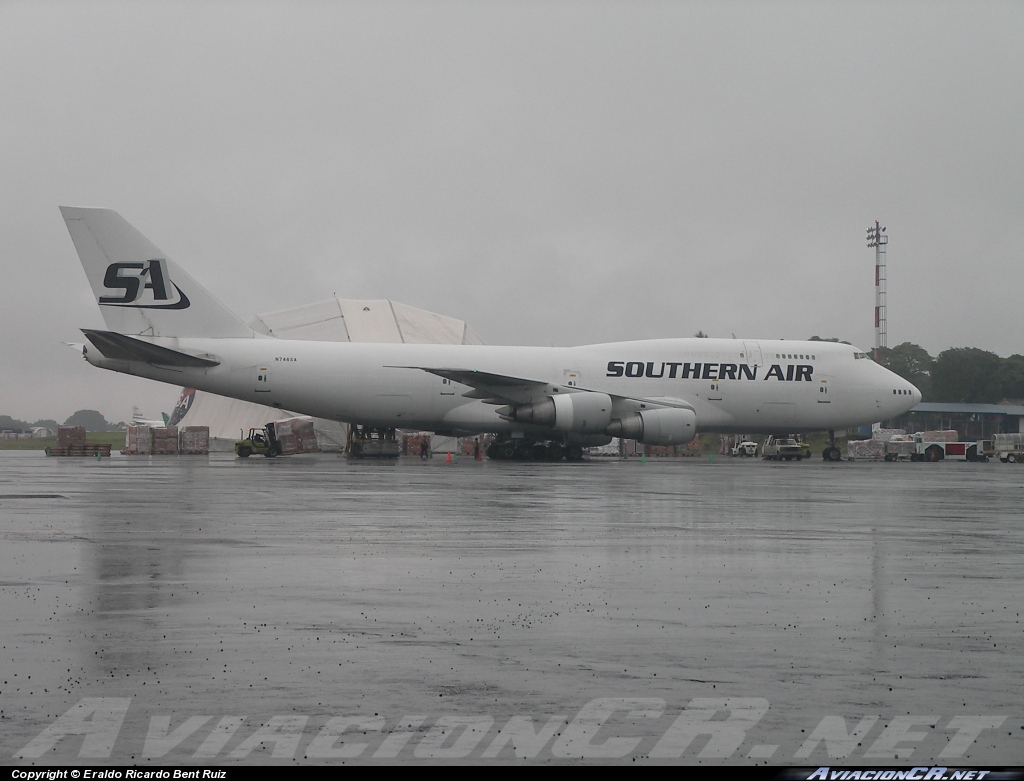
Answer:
[809,338,1024,404]
[0,410,121,434]
[879,344,1024,404]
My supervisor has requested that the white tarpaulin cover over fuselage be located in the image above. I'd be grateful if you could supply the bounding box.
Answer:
[172,298,485,449]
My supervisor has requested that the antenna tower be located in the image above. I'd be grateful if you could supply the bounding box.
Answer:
[866,221,887,361]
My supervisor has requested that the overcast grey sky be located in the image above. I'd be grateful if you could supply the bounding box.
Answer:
[2,1,1021,423]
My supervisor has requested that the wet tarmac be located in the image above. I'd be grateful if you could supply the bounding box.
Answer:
[1,450,1022,765]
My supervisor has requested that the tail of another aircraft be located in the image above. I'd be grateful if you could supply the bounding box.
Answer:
[61,206,253,339]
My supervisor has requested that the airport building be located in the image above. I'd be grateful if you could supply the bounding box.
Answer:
[888,401,1024,440]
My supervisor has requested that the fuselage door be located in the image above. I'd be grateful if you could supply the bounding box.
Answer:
[255,366,271,394]
[742,341,763,370]
[818,376,831,403]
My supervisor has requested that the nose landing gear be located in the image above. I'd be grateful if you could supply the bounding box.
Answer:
[822,430,842,461]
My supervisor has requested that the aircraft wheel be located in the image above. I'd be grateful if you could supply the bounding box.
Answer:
[825,447,842,462]
[237,446,251,458]
[566,445,584,462]
[547,443,565,461]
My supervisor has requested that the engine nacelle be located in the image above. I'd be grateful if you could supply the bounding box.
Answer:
[513,392,613,434]
[607,407,697,445]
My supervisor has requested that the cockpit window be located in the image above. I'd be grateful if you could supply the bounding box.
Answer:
[853,352,871,359]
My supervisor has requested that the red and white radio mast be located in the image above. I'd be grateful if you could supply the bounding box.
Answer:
[866,221,887,361]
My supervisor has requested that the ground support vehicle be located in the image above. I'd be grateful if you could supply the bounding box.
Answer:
[731,440,758,457]
[907,440,986,462]
[795,436,812,459]
[236,417,319,458]
[883,435,916,461]
[235,426,280,458]
[992,433,1024,463]
[762,435,804,461]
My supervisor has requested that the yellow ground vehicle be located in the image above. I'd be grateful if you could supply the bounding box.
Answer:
[235,426,280,458]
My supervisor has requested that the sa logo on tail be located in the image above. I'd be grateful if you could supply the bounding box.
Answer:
[99,260,190,309]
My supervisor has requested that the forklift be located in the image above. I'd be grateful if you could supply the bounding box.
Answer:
[235,424,280,458]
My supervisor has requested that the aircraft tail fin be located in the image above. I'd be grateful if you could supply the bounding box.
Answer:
[61,207,253,339]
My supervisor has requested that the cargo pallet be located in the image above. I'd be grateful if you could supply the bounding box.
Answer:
[45,443,112,457]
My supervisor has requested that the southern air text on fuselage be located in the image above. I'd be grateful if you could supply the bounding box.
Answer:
[606,361,814,382]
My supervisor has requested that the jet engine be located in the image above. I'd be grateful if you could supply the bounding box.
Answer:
[512,392,613,434]
[606,407,697,445]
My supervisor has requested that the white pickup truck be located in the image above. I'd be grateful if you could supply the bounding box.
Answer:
[762,435,805,461]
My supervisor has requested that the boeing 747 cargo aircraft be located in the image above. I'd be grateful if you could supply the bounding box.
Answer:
[61,207,920,460]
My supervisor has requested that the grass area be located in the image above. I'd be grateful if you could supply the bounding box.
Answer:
[0,431,126,451]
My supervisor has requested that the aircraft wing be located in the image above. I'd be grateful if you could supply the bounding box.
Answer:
[393,366,696,412]
[392,367,551,404]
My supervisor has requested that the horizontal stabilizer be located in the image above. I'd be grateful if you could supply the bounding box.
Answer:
[82,329,220,368]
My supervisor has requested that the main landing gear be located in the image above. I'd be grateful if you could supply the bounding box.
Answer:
[822,429,842,462]
[486,436,585,462]
[347,425,401,459]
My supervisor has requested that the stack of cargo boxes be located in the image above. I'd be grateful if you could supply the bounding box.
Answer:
[178,426,210,454]
[123,425,210,455]
[153,425,178,455]
[271,417,318,455]
[402,433,432,455]
[124,426,141,454]
[123,425,152,454]
[47,426,112,457]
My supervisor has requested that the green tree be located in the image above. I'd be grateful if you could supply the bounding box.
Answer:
[63,409,113,432]
[808,336,852,345]
[0,415,30,432]
[877,342,933,399]
[996,354,1024,401]
[930,348,1003,403]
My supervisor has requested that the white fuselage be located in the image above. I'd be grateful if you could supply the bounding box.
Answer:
[86,336,920,436]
